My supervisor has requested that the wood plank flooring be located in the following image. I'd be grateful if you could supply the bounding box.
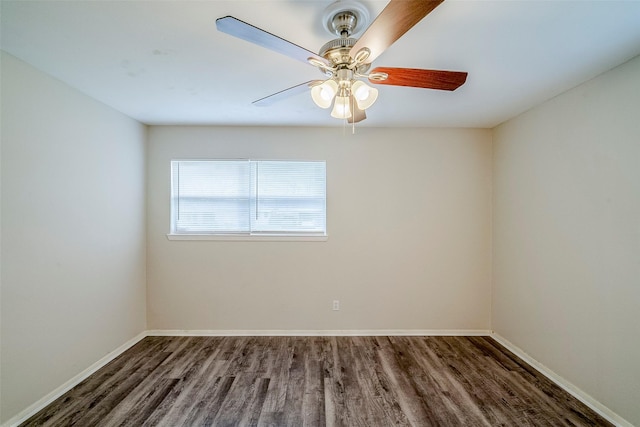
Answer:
[21,336,612,426]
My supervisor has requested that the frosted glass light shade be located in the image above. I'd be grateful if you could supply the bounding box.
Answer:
[311,80,338,109]
[352,80,378,110]
[331,96,352,119]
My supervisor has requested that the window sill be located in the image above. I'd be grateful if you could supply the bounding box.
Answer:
[166,234,328,242]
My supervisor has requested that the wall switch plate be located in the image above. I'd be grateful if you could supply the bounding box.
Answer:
[332,300,340,311]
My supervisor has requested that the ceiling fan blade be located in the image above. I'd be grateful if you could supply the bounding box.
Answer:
[216,16,329,66]
[350,0,444,65]
[253,81,322,106]
[369,67,467,91]
[348,96,367,123]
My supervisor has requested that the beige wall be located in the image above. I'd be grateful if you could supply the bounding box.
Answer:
[147,126,492,331]
[6,41,637,425]
[0,53,147,423]
[492,54,640,425]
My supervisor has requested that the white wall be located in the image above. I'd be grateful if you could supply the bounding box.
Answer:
[0,52,147,423]
[493,54,640,426]
[147,126,492,332]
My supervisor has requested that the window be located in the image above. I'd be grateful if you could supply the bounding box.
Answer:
[170,160,326,239]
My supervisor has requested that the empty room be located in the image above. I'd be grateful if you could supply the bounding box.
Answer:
[1,0,639,426]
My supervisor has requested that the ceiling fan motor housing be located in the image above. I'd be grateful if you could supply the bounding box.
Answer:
[319,1,372,76]
[319,38,371,74]
[319,38,356,64]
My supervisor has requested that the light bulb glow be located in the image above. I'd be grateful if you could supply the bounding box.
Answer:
[311,80,338,109]
[331,96,352,119]
[351,81,378,110]
[354,85,368,100]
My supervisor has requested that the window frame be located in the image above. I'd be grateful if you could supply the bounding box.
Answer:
[167,159,328,241]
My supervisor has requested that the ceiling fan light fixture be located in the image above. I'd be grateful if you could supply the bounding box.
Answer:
[351,80,378,110]
[311,79,338,109]
[331,95,352,119]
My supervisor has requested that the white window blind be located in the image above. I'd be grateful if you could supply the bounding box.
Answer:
[171,160,326,236]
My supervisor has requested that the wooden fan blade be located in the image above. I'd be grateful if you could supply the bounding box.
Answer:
[253,81,322,106]
[369,67,467,91]
[216,16,329,66]
[348,96,367,123]
[350,0,444,64]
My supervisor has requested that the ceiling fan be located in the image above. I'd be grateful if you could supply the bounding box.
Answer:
[216,0,467,123]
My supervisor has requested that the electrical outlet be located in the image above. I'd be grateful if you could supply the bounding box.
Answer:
[332,300,340,311]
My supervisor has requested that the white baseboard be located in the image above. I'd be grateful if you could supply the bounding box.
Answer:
[491,333,633,427]
[2,331,148,427]
[146,329,492,337]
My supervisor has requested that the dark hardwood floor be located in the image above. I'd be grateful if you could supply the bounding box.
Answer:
[22,335,611,426]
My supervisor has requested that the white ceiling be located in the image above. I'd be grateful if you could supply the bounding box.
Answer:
[2,0,640,128]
